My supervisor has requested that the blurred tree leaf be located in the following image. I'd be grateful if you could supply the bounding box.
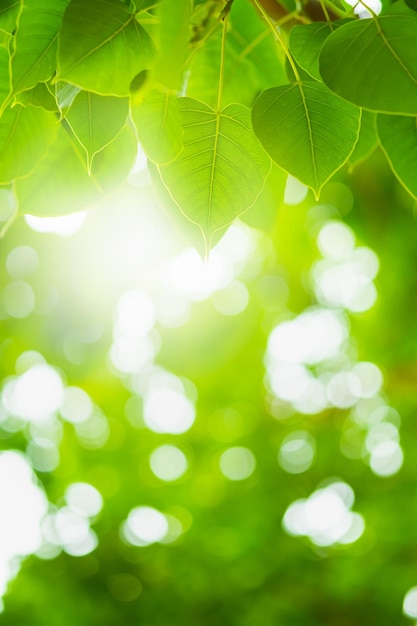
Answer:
[15,124,136,216]
[0,104,57,183]
[377,113,417,198]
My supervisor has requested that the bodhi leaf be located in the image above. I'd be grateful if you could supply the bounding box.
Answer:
[377,114,417,199]
[14,82,59,111]
[319,15,417,114]
[251,81,360,196]
[229,0,286,90]
[11,0,70,94]
[0,0,20,34]
[158,97,271,244]
[55,82,80,117]
[153,0,191,91]
[0,104,57,183]
[0,46,10,109]
[289,22,337,81]
[58,0,154,96]
[186,29,261,109]
[15,124,136,216]
[65,91,129,171]
[348,110,378,170]
[131,89,183,164]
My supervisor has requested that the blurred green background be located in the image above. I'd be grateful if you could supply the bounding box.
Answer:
[1,146,417,626]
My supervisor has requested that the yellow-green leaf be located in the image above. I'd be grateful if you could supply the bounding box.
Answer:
[158,97,271,243]
[58,0,154,96]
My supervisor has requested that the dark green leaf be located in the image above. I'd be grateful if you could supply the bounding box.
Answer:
[319,15,417,114]
[252,81,360,196]
[348,109,378,169]
[377,113,417,198]
[289,22,336,81]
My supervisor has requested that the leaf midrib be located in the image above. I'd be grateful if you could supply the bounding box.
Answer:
[297,82,318,189]
[375,17,417,87]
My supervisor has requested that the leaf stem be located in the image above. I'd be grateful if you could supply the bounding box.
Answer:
[217,11,229,111]
[319,0,333,28]
[251,0,301,82]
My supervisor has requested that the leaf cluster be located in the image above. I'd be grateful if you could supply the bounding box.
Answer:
[1,0,417,245]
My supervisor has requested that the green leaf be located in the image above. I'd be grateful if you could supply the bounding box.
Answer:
[131,89,183,164]
[319,15,417,114]
[11,0,70,94]
[55,81,80,117]
[289,22,336,81]
[251,81,361,196]
[158,97,271,244]
[377,114,417,198]
[348,109,378,169]
[65,91,129,171]
[14,81,58,111]
[0,46,11,109]
[0,104,57,183]
[153,0,191,90]
[58,0,154,96]
[229,0,286,89]
[240,163,287,232]
[186,28,261,109]
[15,124,136,216]
[0,0,20,34]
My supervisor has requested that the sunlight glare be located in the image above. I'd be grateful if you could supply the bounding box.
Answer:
[3,364,64,423]
[282,481,364,547]
[150,445,188,481]
[25,212,87,236]
[124,506,169,546]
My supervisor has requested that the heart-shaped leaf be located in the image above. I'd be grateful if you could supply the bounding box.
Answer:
[158,97,271,243]
[289,22,335,81]
[65,91,129,171]
[0,104,57,183]
[15,124,136,216]
[11,0,70,94]
[131,89,183,164]
[14,82,59,112]
[348,109,378,170]
[319,15,417,114]
[58,0,154,96]
[251,81,360,196]
[377,114,417,198]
